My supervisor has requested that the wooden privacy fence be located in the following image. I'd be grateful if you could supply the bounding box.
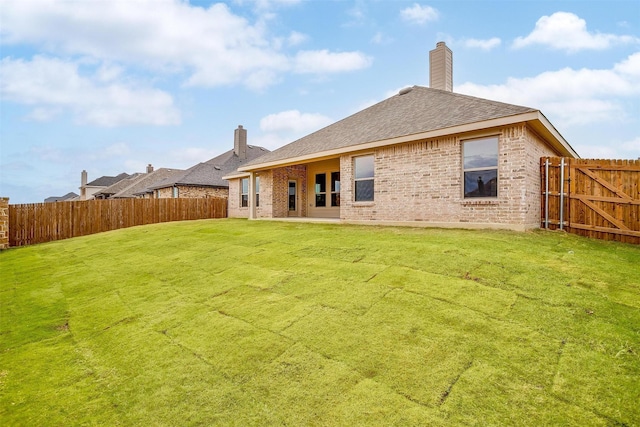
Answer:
[541,157,640,244]
[9,197,227,247]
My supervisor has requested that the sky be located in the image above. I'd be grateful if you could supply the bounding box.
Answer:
[1,0,639,204]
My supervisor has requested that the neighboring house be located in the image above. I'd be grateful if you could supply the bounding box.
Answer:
[79,170,131,200]
[149,126,269,199]
[93,173,143,199]
[44,192,79,203]
[225,42,578,231]
[117,167,185,198]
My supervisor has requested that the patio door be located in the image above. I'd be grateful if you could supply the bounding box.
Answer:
[288,180,298,216]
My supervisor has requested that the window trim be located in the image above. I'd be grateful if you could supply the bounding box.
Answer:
[462,136,499,199]
[353,154,375,202]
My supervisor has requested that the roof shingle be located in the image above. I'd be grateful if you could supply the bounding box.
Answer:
[243,86,536,167]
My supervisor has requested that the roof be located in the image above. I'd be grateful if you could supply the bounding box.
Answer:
[94,173,143,197]
[150,145,269,190]
[86,172,131,187]
[44,192,79,203]
[239,85,577,171]
[113,168,184,197]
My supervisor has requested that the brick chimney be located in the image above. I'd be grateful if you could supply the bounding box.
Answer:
[81,170,88,186]
[429,41,453,92]
[147,164,154,173]
[234,125,247,160]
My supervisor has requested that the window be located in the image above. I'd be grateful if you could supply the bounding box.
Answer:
[172,186,179,198]
[255,177,260,208]
[331,172,340,207]
[354,155,374,202]
[315,173,326,207]
[241,178,248,207]
[463,137,498,198]
[288,181,297,211]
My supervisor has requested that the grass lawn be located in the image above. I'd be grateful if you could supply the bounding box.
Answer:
[1,219,639,426]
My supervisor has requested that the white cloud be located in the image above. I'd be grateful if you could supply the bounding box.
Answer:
[400,4,439,25]
[463,37,501,51]
[513,12,640,52]
[0,0,370,90]
[371,32,394,46]
[455,53,640,127]
[0,56,181,127]
[256,109,333,150]
[293,50,373,74]
[576,137,640,160]
[260,110,332,134]
[287,31,308,47]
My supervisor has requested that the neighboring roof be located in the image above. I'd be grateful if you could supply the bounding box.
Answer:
[86,172,131,187]
[240,85,577,171]
[44,192,79,203]
[94,173,143,197]
[150,145,269,190]
[114,168,184,197]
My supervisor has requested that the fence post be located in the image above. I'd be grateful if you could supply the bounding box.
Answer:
[0,197,9,250]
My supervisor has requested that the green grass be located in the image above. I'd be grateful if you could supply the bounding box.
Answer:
[1,219,639,426]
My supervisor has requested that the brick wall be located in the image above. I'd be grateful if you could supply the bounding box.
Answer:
[272,166,307,218]
[156,186,228,199]
[225,123,562,230]
[0,197,8,250]
[227,173,274,219]
[340,124,558,229]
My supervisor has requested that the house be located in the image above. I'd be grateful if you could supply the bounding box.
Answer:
[89,164,184,199]
[93,173,143,199]
[148,126,269,199]
[224,42,578,231]
[79,170,131,200]
[117,167,185,199]
[44,192,79,203]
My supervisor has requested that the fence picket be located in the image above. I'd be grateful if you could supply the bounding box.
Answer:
[8,197,227,247]
[541,157,640,244]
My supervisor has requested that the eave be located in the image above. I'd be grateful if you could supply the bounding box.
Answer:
[238,111,578,172]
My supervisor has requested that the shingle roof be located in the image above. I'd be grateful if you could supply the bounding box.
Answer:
[44,192,79,203]
[242,86,537,167]
[87,172,131,187]
[114,168,184,197]
[150,145,269,189]
[94,173,143,197]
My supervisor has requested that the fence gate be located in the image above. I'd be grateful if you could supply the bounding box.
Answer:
[541,157,640,244]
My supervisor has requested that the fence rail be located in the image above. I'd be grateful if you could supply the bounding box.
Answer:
[9,198,227,247]
[541,157,640,244]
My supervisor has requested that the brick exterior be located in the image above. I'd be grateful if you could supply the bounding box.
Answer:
[156,186,228,199]
[0,197,8,250]
[228,166,307,218]
[227,124,559,230]
[339,124,556,229]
